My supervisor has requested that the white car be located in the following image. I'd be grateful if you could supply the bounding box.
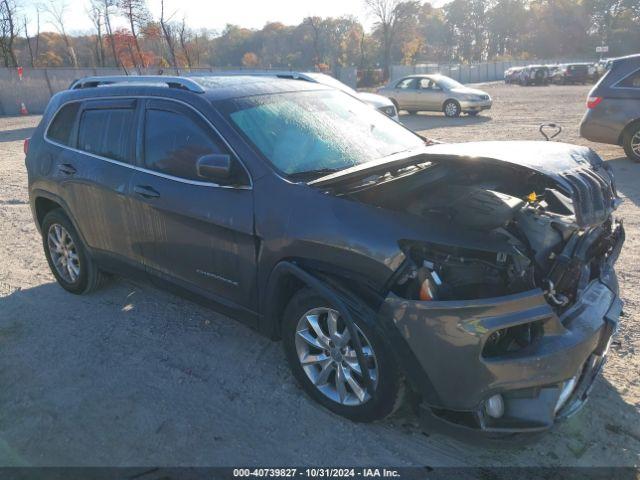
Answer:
[299,72,400,121]
[196,70,400,122]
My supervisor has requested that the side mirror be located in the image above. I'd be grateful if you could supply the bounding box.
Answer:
[197,154,232,183]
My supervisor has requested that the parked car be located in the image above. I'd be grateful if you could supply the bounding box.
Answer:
[26,75,624,437]
[580,54,640,162]
[191,70,400,122]
[596,58,615,78]
[519,65,550,86]
[377,74,492,117]
[551,63,590,84]
[504,66,524,84]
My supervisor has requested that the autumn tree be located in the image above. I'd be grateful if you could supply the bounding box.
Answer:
[364,0,420,78]
[241,51,259,67]
[119,0,149,67]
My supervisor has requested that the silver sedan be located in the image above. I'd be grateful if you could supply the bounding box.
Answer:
[377,74,492,117]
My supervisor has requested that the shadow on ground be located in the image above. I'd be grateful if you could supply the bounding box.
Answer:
[1,280,639,466]
[0,127,36,143]
[400,112,491,132]
[607,156,640,207]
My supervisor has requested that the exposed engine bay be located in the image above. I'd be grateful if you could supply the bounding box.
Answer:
[333,149,623,315]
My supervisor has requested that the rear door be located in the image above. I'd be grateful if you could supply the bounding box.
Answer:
[128,99,257,313]
[47,98,140,264]
[417,77,446,111]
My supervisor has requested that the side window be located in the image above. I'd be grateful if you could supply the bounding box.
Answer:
[418,78,440,90]
[144,109,228,181]
[77,108,134,163]
[395,78,416,89]
[47,102,80,146]
[619,69,640,88]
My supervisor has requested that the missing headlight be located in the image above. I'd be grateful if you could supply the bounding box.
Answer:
[393,243,535,301]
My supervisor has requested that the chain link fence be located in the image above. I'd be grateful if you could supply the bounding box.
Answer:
[0,60,595,115]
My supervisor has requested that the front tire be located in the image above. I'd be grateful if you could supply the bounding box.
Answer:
[623,123,640,163]
[443,100,461,118]
[282,288,403,422]
[42,209,107,294]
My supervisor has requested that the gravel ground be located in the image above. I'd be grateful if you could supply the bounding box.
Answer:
[0,83,638,468]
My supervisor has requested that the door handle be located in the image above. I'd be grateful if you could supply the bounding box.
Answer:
[134,185,160,199]
[59,163,76,175]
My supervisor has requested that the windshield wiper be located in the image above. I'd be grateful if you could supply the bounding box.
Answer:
[288,168,343,181]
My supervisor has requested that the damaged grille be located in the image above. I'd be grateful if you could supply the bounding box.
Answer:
[560,167,617,227]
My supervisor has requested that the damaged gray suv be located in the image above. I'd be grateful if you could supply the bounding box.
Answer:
[25,75,624,437]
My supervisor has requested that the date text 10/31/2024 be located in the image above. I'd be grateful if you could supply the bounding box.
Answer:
[233,468,401,478]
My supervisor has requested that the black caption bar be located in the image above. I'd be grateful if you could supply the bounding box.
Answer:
[0,467,637,480]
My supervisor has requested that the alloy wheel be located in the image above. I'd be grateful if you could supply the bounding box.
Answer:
[47,223,80,283]
[294,307,378,406]
[632,131,640,157]
[444,102,459,117]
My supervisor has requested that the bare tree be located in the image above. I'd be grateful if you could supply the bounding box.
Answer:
[44,0,78,67]
[0,0,18,67]
[304,17,323,66]
[87,0,105,66]
[102,0,120,68]
[178,17,192,68]
[363,0,414,78]
[23,6,41,67]
[118,0,149,68]
[23,15,34,66]
[159,0,177,69]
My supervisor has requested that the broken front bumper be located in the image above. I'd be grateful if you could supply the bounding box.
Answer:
[379,226,624,434]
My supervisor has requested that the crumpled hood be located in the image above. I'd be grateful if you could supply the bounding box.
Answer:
[424,140,603,175]
[423,140,619,227]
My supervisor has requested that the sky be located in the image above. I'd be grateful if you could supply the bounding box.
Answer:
[24,0,449,36]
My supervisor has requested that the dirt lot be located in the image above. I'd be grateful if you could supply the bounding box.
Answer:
[0,83,638,467]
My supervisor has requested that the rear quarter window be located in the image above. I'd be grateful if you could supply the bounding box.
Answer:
[619,69,640,88]
[47,102,80,146]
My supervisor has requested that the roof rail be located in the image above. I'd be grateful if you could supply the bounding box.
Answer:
[69,75,205,93]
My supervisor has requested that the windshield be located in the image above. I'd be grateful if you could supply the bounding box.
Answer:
[222,89,425,177]
[433,75,463,90]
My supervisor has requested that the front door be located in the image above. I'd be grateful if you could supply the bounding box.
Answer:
[392,77,418,110]
[128,99,257,314]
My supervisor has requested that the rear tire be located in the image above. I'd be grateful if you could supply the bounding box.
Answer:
[623,123,640,163]
[42,209,107,294]
[282,288,404,422]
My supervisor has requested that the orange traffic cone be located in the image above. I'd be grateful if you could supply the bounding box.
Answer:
[20,102,28,115]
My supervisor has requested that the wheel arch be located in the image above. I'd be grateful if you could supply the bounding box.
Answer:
[619,118,640,146]
[261,259,384,341]
[31,190,88,248]
[35,196,62,229]
[264,259,444,406]
[441,98,461,111]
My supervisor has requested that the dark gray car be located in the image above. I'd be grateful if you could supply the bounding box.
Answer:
[25,75,624,438]
[580,54,640,162]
